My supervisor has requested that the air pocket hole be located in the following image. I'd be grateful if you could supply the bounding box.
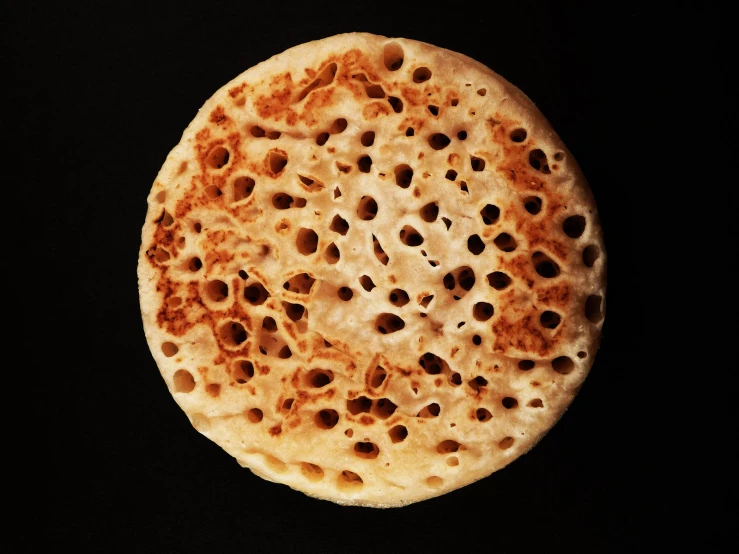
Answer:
[219,322,247,346]
[540,311,561,329]
[499,437,514,449]
[529,149,550,174]
[389,425,408,443]
[468,376,487,392]
[268,150,288,174]
[585,295,603,323]
[357,196,378,221]
[162,342,178,357]
[388,96,403,113]
[428,133,451,150]
[271,192,295,209]
[283,272,315,294]
[394,164,414,188]
[524,196,542,214]
[428,105,439,116]
[493,233,517,252]
[357,155,372,173]
[233,176,255,201]
[233,360,254,383]
[282,301,305,322]
[476,408,492,422]
[205,185,222,199]
[373,235,389,265]
[417,403,440,418]
[532,252,560,278]
[307,368,334,388]
[361,131,375,146]
[413,67,432,82]
[552,356,574,374]
[480,204,500,224]
[347,396,372,415]
[583,245,600,267]
[354,442,379,459]
[420,202,438,222]
[330,215,349,235]
[563,215,586,238]
[473,302,494,321]
[437,440,460,454]
[301,463,324,481]
[502,397,518,409]
[359,275,376,291]
[376,313,405,334]
[370,366,387,388]
[445,169,457,181]
[467,234,485,255]
[487,271,511,290]
[330,118,347,134]
[316,132,329,146]
[510,128,527,142]
[406,127,414,136]
[324,243,341,264]
[331,285,352,302]
[338,470,363,489]
[296,228,319,255]
[528,399,544,408]
[172,369,195,394]
[518,360,535,371]
[247,408,263,423]
[205,280,228,302]
[389,289,409,307]
[315,409,339,429]
[244,282,269,305]
[470,156,485,171]
[399,225,424,246]
[383,42,404,71]
[206,146,230,169]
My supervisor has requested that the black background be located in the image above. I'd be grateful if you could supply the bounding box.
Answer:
[19,0,725,551]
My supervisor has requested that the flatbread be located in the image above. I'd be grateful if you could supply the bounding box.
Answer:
[138,33,606,507]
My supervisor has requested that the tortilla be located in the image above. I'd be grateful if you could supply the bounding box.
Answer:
[138,33,606,507]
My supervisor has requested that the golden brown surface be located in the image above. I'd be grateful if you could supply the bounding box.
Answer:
[138,33,606,507]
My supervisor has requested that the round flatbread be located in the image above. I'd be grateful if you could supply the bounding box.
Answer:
[138,33,606,507]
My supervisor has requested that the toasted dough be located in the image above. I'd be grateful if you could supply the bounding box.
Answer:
[138,33,606,507]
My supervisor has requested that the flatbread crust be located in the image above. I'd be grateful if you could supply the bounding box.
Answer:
[138,33,606,507]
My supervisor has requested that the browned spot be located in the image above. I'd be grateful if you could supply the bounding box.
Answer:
[491,313,561,357]
[363,101,391,120]
[209,106,228,124]
[228,82,247,98]
[269,424,282,436]
[359,415,375,425]
[196,128,211,142]
[400,86,424,107]
[490,114,548,192]
[536,283,571,310]
[447,153,460,166]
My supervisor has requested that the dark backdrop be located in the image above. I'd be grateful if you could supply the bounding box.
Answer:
[16,0,683,551]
